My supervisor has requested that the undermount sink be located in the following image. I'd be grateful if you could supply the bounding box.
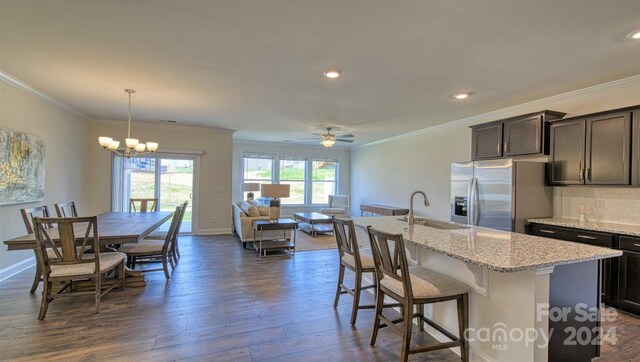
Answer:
[397,217,470,230]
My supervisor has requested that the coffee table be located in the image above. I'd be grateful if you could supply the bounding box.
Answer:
[293,212,333,236]
[252,218,298,257]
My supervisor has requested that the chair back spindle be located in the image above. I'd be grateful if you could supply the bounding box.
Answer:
[367,226,409,298]
[54,201,78,217]
[333,217,361,264]
[20,206,53,234]
[130,198,158,212]
[33,217,99,273]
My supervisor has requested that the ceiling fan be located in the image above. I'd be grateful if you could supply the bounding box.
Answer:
[307,127,355,148]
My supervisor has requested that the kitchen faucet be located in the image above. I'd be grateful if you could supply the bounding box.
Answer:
[408,191,430,226]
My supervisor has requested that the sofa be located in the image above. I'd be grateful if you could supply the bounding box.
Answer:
[232,202,290,248]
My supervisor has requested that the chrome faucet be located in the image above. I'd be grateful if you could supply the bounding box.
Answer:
[408,190,430,226]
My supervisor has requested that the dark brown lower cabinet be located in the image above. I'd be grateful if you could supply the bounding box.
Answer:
[618,250,640,313]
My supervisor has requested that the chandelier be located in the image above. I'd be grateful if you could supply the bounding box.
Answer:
[98,89,158,158]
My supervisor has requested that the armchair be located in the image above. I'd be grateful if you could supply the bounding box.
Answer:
[320,195,350,216]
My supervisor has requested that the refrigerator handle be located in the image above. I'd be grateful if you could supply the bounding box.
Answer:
[466,178,473,225]
[469,177,479,226]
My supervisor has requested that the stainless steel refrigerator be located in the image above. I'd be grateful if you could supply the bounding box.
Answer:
[450,159,552,233]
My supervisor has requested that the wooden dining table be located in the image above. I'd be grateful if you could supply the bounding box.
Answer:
[3,211,174,288]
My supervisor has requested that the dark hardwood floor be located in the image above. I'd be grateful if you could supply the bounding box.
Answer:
[2,234,639,361]
[0,235,458,361]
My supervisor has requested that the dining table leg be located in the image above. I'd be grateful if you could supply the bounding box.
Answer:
[29,249,42,293]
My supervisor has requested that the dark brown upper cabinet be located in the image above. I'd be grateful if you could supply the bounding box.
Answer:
[471,123,503,159]
[631,109,640,186]
[548,107,633,186]
[470,110,566,160]
[549,120,586,185]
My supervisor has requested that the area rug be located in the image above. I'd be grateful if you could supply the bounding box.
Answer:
[295,232,337,251]
[294,227,369,252]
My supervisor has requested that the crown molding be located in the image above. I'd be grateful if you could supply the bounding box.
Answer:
[91,118,236,133]
[0,69,88,119]
[355,74,640,150]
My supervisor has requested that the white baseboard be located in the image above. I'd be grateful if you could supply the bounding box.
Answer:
[0,257,36,283]
[197,228,233,235]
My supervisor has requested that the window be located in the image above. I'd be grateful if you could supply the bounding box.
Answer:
[242,156,274,199]
[279,158,306,205]
[312,159,337,204]
[241,153,339,206]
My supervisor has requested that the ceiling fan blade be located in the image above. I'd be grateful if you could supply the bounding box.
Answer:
[299,137,320,140]
[337,134,355,138]
[312,133,326,136]
[336,139,354,143]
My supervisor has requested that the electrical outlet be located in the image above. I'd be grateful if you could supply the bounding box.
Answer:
[211,217,216,224]
[595,199,605,209]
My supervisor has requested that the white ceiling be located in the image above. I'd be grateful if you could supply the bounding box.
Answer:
[1,0,640,147]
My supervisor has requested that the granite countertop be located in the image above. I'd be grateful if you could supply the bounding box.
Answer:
[528,218,640,237]
[351,216,621,273]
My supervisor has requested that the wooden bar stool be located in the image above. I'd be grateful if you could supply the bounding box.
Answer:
[332,217,377,325]
[367,226,470,362]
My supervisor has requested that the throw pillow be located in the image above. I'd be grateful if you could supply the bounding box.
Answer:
[247,199,259,206]
[257,206,270,216]
[240,201,260,217]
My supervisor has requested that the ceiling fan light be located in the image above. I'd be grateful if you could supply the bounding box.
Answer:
[321,139,336,148]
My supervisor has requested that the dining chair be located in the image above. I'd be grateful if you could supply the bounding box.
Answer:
[54,201,78,217]
[332,217,377,325]
[33,216,126,320]
[144,201,188,264]
[367,226,470,362]
[119,203,184,279]
[20,206,54,294]
[129,198,158,212]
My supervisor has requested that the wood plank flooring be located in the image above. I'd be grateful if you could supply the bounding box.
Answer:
[1,234,638,361]
[0,235,458,361]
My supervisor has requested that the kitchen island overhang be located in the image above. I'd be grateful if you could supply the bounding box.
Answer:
[351,216,621,362]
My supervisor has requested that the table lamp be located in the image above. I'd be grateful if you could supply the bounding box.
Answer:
[260,184,290,221]
[243,183,260,201]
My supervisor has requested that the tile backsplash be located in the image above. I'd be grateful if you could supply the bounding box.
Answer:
[553,187,640,225]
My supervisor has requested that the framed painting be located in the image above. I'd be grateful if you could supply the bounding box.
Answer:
[0,128,46,205]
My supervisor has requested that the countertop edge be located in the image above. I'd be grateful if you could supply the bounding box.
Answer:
[528,218,640,237]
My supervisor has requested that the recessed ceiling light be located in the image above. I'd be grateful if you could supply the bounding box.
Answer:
[626,30,640,39]
[453,93,469,100]
[323,69,342,79]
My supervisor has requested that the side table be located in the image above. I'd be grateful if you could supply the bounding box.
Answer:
[252,218,298,257]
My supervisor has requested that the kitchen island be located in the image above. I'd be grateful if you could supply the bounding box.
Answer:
[352,216,621,362]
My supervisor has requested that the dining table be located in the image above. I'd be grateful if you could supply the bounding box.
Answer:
[3,211,174,288]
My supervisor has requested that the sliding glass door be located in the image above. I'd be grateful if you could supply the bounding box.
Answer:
[112,154,197,233]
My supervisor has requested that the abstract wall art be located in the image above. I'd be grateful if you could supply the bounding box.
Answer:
[0,128,45,205]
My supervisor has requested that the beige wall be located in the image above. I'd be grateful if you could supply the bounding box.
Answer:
[0,82,90,276]
[351,76,640,220]
[87,120,234,234]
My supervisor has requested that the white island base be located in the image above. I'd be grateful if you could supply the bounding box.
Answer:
[405,247,598,362]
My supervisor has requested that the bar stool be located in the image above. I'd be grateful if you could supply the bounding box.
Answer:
[332,217,377,325]
[367,226,470,362]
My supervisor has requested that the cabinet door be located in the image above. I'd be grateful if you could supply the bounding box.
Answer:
[472,123,503,160]
[619,251,640,313]
[504,115,542,156]
[548,120,586,185]
[585,112,631,185]
[601,258,615,305]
